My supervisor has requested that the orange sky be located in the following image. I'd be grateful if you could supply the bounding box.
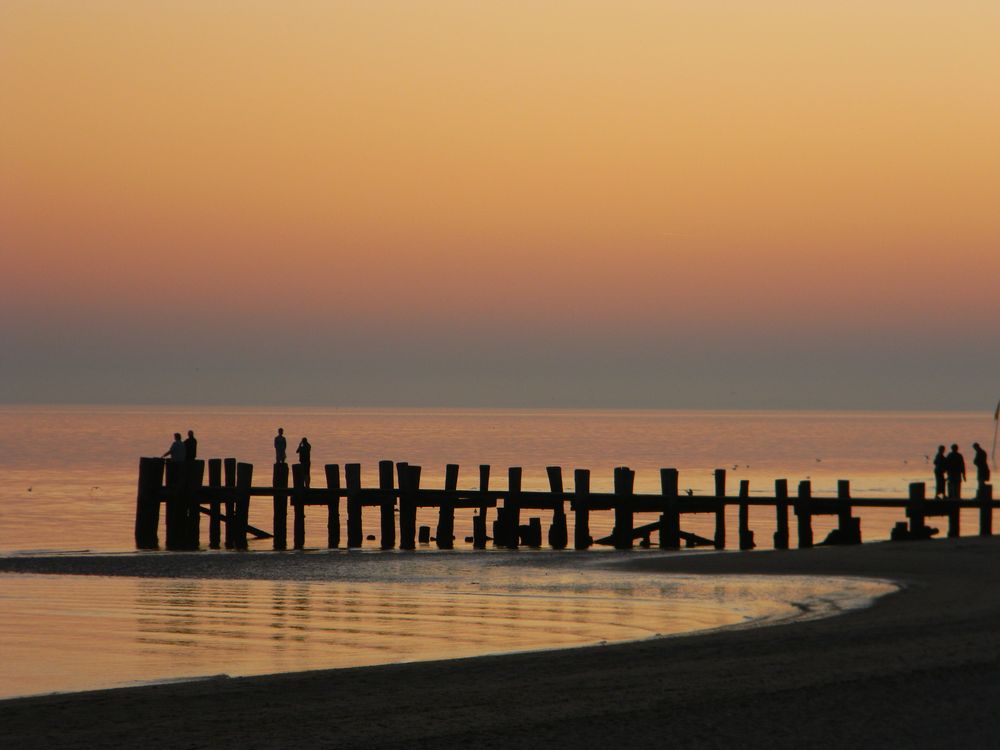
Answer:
[1,1,998,406]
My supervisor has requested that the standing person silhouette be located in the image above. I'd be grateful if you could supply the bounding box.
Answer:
[972,442,991,494]
[296,437,312,488]
[946,444,966,499]
[932,445,947,499]
[162,433,186,462]
[274,428,287,464]
[183,430,197,462]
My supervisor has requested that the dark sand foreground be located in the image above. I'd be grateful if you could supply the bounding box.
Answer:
[3,538,999,749]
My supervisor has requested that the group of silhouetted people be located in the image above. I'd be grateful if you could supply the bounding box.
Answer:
[274,427,312,487]
[162,427,313,486]
[162,430,198,462]
[932,442,991,499]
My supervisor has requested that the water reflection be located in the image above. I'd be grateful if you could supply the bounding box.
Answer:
[0,571,893,699]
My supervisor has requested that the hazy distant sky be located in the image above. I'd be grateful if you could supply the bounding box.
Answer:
[2,2,998,409]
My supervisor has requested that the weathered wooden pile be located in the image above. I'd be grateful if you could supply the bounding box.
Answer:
[134,457,996,552]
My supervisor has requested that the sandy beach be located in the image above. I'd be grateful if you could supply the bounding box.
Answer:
[2,537,999,749]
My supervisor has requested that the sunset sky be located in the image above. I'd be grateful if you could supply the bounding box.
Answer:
[2,1,998,408]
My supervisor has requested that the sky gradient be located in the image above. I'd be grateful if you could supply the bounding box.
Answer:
[2,1,998,408]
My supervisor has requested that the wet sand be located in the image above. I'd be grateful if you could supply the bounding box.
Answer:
[2,537,999,749]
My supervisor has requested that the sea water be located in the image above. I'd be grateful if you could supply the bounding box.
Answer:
[0,406,987,698]
[0,405,992,552]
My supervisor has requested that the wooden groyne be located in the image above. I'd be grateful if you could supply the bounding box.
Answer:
[134,458,997,552]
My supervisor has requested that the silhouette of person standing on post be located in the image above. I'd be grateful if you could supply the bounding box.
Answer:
[183,430,197,462]
[932,445,947,499]
[972,442,991,494]
[275,428,287,464]
[946,444,966,499]
[162,433,186,462]
[296,437,312,488]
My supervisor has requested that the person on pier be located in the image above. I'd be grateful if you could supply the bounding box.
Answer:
[183,430,197,462]
[933,445,947,499]
[972,442,991,494]
[296,437,312,488]
[275,428,287,464]
[161,433,185,462]
[946,444,966,499]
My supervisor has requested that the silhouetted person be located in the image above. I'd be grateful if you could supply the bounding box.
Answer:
[162,433,185,462]
[297,437,312,488]
[932,445,947,499]
[973,442,991,493]
[946,444,966,499]
[183,430,197,462]
[274,428,287,464]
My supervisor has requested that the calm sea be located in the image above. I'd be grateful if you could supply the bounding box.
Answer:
[0,406,987,698]
[0,406,993,553]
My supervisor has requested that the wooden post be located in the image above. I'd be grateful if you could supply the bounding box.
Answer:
[714,469,726,550]
[291,463,306,550]
[164,460,183,550]
[714,469,726,498]
[325,464,341,548]
[526,517,542,547]
[773,479,790,549]
[437,464,458,550]
[547,466,568,550]
[183,460,205,550]
[207,458,222,549]
[398,463,420,550]
[379,460,396,550]
[980,484,993,537]
[272,462,289,551]
[505,467,522,549]
[738,479,754,550]
[345,463,363,548]
[166,460,203,551]
[473,464,490,549]
[613,467,635,550]
[134,457,164,549]
[223,458,236,549]
[796,480,813,549]
[234,462,253,550]
[574,469,592,550]
[659,468,680,550]
[837,479,859,544]
[948,492,960,538]
[909,482,926,536]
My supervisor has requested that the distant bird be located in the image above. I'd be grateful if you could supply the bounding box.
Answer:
[903,459,908,464]
[27,487,32,492]
[732,464,738,470]
[815,458,822,462]
[686,488,694,496]
[924,454,930,462]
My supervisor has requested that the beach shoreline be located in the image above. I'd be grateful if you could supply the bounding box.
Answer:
[3,537,999,748]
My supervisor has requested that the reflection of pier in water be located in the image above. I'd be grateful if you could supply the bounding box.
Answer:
[128,576,671,670]
[134,457,996,552]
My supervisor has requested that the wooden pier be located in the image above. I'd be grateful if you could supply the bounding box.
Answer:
[134,458,997,552]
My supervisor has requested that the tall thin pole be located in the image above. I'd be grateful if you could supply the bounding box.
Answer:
[992,398,999,470]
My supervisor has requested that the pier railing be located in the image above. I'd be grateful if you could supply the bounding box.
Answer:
[134,458,996,552]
